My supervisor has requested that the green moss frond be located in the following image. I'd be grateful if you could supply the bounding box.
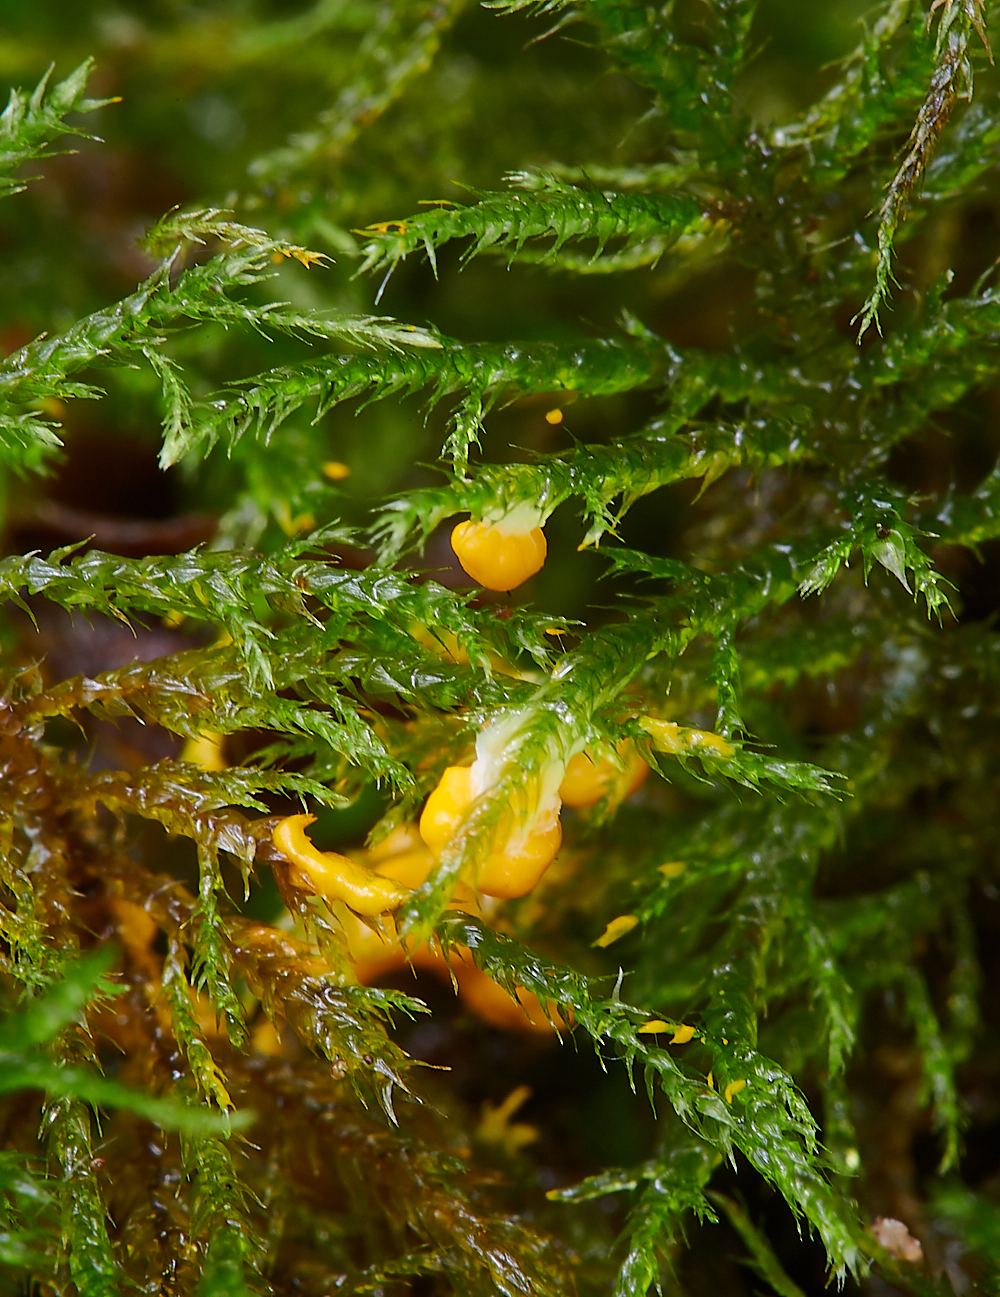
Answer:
[2,4,999,1288]
[0,59,115,200]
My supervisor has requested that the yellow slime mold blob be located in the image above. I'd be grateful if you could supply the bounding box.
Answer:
[559,741,649,808]
[419,765,562,899]
[451,519,547,591]
[272,814,411,916]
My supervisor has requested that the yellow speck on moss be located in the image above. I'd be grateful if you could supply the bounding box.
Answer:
[658,860,686,879]
[323,460,351,480]
[545,408,563,424]
[361,220,409,235]
[637,1020,696,1043]
[593,914,639,948]
[290,247,325,268]
[640,717,735,759]
[724,1079,746,1104]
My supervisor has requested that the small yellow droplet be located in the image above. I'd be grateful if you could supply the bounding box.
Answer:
[323,460,351,480]
[545,408,563,425]
[724,1079,746,1104]
[638,1020,669,1035]
[671,1023,696,1045]
[162,609,186,629]
[722,1037,728,1045]
[593,914,639,948]
[658,861,686,879]
[706,1071,714,1090]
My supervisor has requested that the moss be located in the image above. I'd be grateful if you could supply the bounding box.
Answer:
[1,2,1000,1291]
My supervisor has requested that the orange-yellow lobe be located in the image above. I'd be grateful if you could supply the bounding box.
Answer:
[351,937,558,1034]
[453,958,559,1032]
[272,814,411,916]
[419,765,562,899]
[340,803,560,1032]
[476,816,562,899]
[450,519,547,591]
[559,742,649,808]
[419,766,475,858]
[367,822,471,894]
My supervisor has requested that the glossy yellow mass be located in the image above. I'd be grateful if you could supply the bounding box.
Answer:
[559,741,649,808]
[272,814,411,916]
[419,764,562,898]
[450,518,547,590]
[340,825,559,1034]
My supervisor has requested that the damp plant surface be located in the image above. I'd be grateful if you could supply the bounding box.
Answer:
[2,0,1000,1292]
